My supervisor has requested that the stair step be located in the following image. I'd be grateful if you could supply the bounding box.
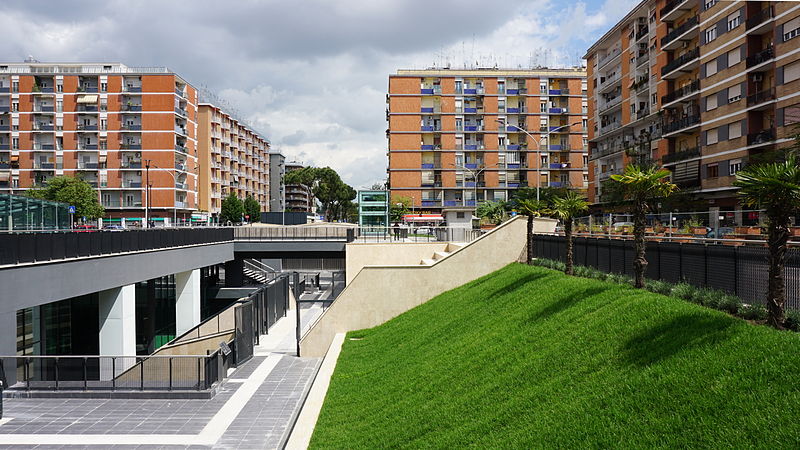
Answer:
[420,258,436,266]
[432,251,449,260]
[446,243,466,253]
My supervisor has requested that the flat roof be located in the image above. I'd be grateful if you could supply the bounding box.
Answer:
[583,0,651,59]
[393,68,586,78]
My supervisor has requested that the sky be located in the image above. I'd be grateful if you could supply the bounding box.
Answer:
[0,0,639,189]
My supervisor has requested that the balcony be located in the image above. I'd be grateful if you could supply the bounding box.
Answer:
[0,87,9,93]
[506,107,526,114]
[746,87,775,108]
[746,46,774,68]
[663,114,700,135]
[421,163,435,169]
[175,107,188,117]
[746,6,774,31]
[463,144,483,150]
[77,162,99,170]
[463,125,483,132]
[121,124,142,131]
[175,127,188,136]
[661,15,699,49]
[420,107,441,114]
[119,143,140,150]
[175,88,186,97]
[0,144,9,150]
[600,96,622,112]
[661,47,700,77]
[0,126,9,132]
[747,128,776,146]
[464,163,479,169]
[33,162,55,170]
[635,26,649,41]
[506,88,527,95]
[660,0,691,21]
[549,163,571,169]
[548,107,568,114]
[77,105,99,112]
[421,125,440,132]
[506,144,525,151]
[548,89,569,95]
[79,144,99,150]
[597,49,622,69]
[549,125,571,133]
[33,105,55,113]
[76,124,99,131]
[123,180,142,188]
[463,88,484,95]
[175,162,187,171]
[0,106,9,113]
[123,86,142,93]
[662,147,700,164]
[33,144,55,150]
[78,86,99,93]
[175,182,189,190]
[33,124,54,131]
[420,87,441,95]
[420,144,441,150]
[121,161,142,169]
[661,79,700,105]
[598,73,622,92]
[548,182,567,188]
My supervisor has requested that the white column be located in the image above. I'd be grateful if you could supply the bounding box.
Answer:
[98,284,136,380]
[175,269,201,336]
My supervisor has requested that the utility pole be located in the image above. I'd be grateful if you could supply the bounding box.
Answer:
[145,159,151,228]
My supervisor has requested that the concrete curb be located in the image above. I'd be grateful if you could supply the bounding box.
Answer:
[283,333,346,450]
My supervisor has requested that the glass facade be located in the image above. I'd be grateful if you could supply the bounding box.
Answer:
[358,190,389,228]
[0,192,71,230]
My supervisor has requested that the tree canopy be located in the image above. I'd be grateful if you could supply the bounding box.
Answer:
[26,176,104,220]
[390,195,412,223]
[283,167,357,222]
[220,193,244,224]
[243,195,261,222]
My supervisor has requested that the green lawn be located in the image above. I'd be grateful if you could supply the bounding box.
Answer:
[310,263,800,449]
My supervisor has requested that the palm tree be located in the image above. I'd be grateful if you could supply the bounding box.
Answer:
[516,198,549,265]
[734,155,800,329]
[611,165,677,288]
[550,191,589,275]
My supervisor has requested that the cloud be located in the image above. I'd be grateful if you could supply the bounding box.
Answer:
[0,0,636,189]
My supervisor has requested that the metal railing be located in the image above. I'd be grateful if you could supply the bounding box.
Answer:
[661,47,699,76]
[661,15,699,47]
[234,226,355,241]
[662,146,701,164]
[662,79,700,104]
[353,226,483,243]
[0,354,223,391]
[0,227,233,266]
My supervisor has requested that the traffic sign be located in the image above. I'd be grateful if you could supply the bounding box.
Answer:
[68,205,76,214]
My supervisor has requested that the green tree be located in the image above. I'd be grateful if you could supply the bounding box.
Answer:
[243,195,261,223]
[220,193,244,224]
[516,198,550,265]
[476,200,507,225]
[550,191,589,275]
[734,155,800,329]
[390,195,411,224]
[611,165,677,288]
[27,176,104,220]
[284,167,357,221]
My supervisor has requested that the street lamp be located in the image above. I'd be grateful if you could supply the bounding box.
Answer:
[496,119,581,202]
[144,159,151,228]
[449,162,498,209]
[149,162,195,227]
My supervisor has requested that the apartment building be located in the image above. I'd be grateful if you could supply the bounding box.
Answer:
[387,68,589,221]
[285,161,313,213]
[0,62,198,224]
[268,152,286,212]
[197,103,270,219]
[585,0,800,210]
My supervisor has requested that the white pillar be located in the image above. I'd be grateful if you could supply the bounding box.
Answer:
[175,269,201,336]
[98,284,136,380]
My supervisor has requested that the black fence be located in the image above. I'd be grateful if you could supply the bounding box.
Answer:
[235,274,291,364]
[0,227,233,266]
[533,235,800,309]
[234,226,354,241]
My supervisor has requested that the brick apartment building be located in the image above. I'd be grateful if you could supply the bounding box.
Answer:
[585,0,800,211]
[197,103,270,220]
[387,68,589,222]
[0,62,198,224]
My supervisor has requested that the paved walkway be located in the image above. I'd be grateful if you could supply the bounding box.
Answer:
[0,307,324,449]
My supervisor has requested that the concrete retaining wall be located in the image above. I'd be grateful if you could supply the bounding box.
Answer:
[345,242,449,284]
[299,216,528,357]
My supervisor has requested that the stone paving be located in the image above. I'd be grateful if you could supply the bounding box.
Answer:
[0,312,323,449]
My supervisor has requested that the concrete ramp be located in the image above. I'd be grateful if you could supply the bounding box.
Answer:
[299,216,528,357]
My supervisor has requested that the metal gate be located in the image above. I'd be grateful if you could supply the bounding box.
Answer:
[234,301,254,365]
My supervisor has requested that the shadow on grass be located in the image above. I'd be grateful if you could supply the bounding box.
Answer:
[478,272,550,302]
[527,286,612,322]
[621,314,734,367]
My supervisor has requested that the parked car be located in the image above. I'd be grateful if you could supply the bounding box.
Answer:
[73,224,98,232]
[103,224,124,231]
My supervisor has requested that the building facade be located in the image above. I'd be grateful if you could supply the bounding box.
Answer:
[357,190,389,228]
[196,103,270,220]
[386,68,589,219]
[0,62,198,225]
[285,161,313,213]
[268,152,286,212]
[585,0,800,211]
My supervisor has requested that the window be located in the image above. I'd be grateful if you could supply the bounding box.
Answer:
[100,82,107,92]
[498,99,505,112]
[540,102,547,113]
[707,163,719,178]
[707,128,719,145]
[785,104,800,125]
[582,118,588,129]
[456,212,465,219]
[583,155,588,166]
[541,155,548,166]
[56,84,63,93]
[728,47,741,66]
[11,101,18,112]
[704,0,717,10]
[12,137,18,150]
[705,26,717,43]
[11,81,18,93]
[728,84,741,103]
[706,59,718,76]
[706,93,718,111]
[540,82,547,93]
[727,11,741,31]
[784,59,800,83]
[729,121,742,139]
[729,159,742,175]
[581,81,587,93]
[784,16,800,42]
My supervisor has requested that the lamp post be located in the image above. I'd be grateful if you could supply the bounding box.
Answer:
[496,120,581,202]
[149,163,184,227]
[449,162,498,210]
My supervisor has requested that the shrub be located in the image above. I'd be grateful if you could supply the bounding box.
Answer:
[739,304,768,321]
[785,310,800,332]
[671,283,695,302]
[717,294,742,315]
[694,288,720,309]
[645,280,673,296]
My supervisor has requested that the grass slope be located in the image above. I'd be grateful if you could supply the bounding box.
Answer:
[310,263,800,449]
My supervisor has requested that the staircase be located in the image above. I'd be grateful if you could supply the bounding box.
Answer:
[419,242,466,266]
[243,259,278,284]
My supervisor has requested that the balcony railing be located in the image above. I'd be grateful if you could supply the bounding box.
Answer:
[76,124,98,131]
[175,182,188,190]
[175,107,188,117]
[663,114,700,134]
[747,128,776,146]
[597,49,621,68]
[600,96,622,112]
[661,47,699,76]
[33,124,54,131]
[123,105,142,112]
[660,0,688,18]
[662,79,700,104]
[746,6,773,30]
[548,107,568,114]
[33,144,55,150]
[121,124,142,131]
[77,162,99,170]
[119,143,140,150]
[33,162,55,170]
[662,147,700,164]
[746,46,774,68]
[548,89,569,95]
[77,105,99,112]
[421,125,441,132]
[661,15,699,47]
[635,26,649,41]
[746,87,775,107]
[121,161,142,169]
[123,86,142,93]
[33,106,55,113]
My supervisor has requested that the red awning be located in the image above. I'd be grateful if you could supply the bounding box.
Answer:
[403,214,444,222]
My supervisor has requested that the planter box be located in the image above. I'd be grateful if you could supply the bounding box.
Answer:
[692,227,708,236]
